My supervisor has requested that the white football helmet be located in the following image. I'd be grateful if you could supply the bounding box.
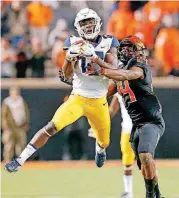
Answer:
[74,8,102,40]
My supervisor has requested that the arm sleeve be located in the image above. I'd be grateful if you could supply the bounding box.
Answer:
[63,36,71,50]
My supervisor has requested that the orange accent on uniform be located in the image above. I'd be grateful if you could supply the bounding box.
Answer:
[26,2,53,27]
[119,81,136,102]
[154,28,179,73]
[107,2,134,40]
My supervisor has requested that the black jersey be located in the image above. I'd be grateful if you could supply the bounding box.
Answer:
[118,57,163,126]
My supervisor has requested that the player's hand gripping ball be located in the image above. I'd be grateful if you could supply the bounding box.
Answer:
[65,40,86,62]
[66,43,82,62]
[66,40,98,62]
[80,43,98,61]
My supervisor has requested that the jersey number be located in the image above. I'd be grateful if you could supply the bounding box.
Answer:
[81,51,104,73]
[119,80,136,102]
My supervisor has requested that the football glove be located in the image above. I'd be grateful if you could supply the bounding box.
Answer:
[80,43,98,62]
[66,43,82,62]
[59,69,73,85]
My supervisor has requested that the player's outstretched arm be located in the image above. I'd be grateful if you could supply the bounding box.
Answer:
[107,80,117,97]
[104,47,118,68]
[62,59,75,79]
[92,47,118,69]
[62,43,82,78]
[102,66,144,81]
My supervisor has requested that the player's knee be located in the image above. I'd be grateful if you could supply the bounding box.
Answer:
[139,153,153,166]
[42,121,58,137]
[100,139,110,148]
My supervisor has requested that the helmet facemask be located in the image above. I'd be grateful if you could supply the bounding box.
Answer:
[74,8,102,40]
[118,43,136,63]
[118,36,148,64]
[79,18,97,40]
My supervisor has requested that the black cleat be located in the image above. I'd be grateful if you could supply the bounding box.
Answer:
[4,159,21,173]
[95,150,106,168]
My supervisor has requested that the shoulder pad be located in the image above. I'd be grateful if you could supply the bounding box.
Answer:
[102,35,119,48]
[103,35,113,39]
[63,35,82,50]
[63,36,72,50]
[127,57,147,69]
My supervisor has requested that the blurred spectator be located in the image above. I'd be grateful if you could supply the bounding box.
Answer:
[70,0,88,10]
[1,87,30,162]
[127,9,155,50]
[15,52,29,78]
[9,1,27,50]
[107,1,134,41]
[148,51,165,77]
[154,14,179,76]
[107,0,119,17]
[15,39,32,59]
[28,38,48,78]
[50,19,69,70]
[48,18,69,47]
[26,1,54,50]
[107,1,147,19]
[159,1,179,15]
[41,1,59,9]
[142,1,179,30]
[1,38,16,78]
[1,2,10,37]
[51,37,68,71]
[142,1,163,28]
[130,1,148,12]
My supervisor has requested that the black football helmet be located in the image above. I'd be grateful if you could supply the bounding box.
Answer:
[117,35,148,64]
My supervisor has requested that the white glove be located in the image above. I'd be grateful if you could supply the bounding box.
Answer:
[81,43,98,61]
[66,43,82,62]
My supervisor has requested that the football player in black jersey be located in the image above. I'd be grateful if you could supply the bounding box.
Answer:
[86,35,165,198]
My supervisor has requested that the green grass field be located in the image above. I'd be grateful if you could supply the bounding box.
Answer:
[1,161,179,198]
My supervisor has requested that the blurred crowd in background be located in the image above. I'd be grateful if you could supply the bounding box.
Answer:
[1,0,179,78]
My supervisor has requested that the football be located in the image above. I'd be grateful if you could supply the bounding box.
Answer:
[72,40,89,60]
